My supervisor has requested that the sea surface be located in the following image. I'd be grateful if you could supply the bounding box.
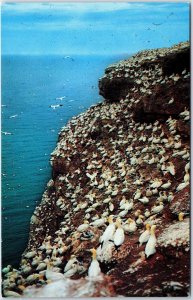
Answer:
[1,54,129,268]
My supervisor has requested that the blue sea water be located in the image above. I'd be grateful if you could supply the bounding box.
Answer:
[1,54,129,268]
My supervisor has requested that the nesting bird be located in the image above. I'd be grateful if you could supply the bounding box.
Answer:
[151,202,164,215]
[100,215,115,245]
[123,218,137,233]
[139,224,151,246]
[113,218,125,247]
[77,220,89,232]
[88,249,101,278]
[145,225,157,258]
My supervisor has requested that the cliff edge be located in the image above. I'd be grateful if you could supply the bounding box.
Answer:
[2,42,190,297]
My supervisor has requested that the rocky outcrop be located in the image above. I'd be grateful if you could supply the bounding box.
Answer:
[99,42,190,124]
[2,42,190,297]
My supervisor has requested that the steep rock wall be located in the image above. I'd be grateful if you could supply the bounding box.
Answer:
[2,42,190,297]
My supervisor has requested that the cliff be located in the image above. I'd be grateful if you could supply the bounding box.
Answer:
[2,42,190,297]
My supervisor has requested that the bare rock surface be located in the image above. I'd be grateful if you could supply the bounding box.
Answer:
[2,42,190,297]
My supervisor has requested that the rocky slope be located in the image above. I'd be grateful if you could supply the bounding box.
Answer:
[2,42,190,297]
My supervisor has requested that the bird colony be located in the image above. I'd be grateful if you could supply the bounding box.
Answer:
[2,42,190,297]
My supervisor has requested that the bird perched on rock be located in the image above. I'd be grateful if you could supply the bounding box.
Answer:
[123,218,137,233]
[97,241,114,263]
[176,181,189,192]
[90,217,106,227]
[88,248,101,278]
[25,250,36,259]
[100,215,115,245]
[64,255,78,274]
[139,224,151,246]
[136,215,145,226]
[113,218,125,247]
[77,220,89,232]
[151,202,164,215]
[145,225,157,258]
[2,265,12,275]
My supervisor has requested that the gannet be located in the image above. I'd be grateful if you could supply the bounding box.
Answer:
[166,162,175,175]
[123,218,137,233]
[151,202,164,214]
[25,250,36,259]
[56,96,66,100]
[145,225,157,258]
[113,218,125,246]
[88,248,101,278]
[100,215,115,244]
[176,181,189,191]
[77,221,89,232]
[161,181,171,189]
[139,224,151,246]
[134,189,141,200]
[64,255,77,273]
[90,217,106,227]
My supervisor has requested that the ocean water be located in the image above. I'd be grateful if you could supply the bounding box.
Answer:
[1,54,128,268]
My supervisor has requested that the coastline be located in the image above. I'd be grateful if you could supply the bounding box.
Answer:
[2,41,190,297]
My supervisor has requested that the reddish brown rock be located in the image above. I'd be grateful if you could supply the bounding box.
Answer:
[2,42,190,298]
[169,186,190,215]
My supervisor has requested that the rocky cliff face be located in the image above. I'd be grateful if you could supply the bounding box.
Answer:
[2,42,190,297]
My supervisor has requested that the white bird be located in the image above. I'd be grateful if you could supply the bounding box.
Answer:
[2,131,12,135]
[90,218,106,227]
[161,181,171,189]
[168,97,174,104]
[88,248,101,278]
[26,273,41,284]
[2,265,12,274]
[100,215,115,244]
[45,269,65,281]
[50,104,62,109]
[86,172,97,181]
[166,162,175,175]
[185,162,190,172]
[120,200,133,211]
[146,189,152,197]
[145,225,157,258]
[109,202,114,212]
[123,218,137,233]
[144,209,151,218]
[9,114,18,118]
[97,241,114,263]
[136,215,145,226]
[138,196,149,204]
[64,264,79,277]
[151,202,164,214]
[25,250,36,259]
[184,170,189,183]
[150,179,162,188]
[3,290,21,297]
[139,224,151,246]
[134,189,141,200]
[176,181,189,192]
[56,96,66,100]
[77,220,89,232]
[113,218,125,246]
[64,255,77,273]
[120,197,126,206]
[36,262,47,271]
